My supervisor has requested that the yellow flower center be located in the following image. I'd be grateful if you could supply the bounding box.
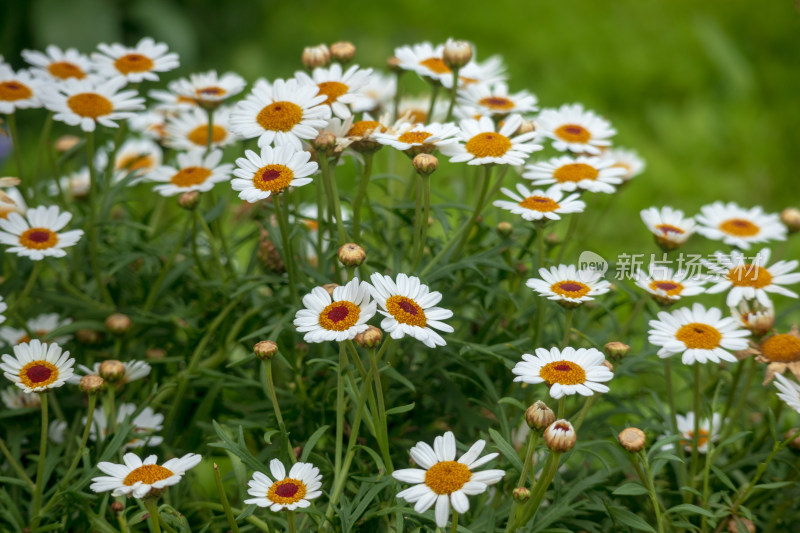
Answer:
[403,109,428,124]
[464,132,512,158]
[117,153,155,173]
[252,164,294,194]
[170,166,213,187]
[552,163,599,183]
[187,124,227,146]
[649,281,684,296]
[0,81,33,102]
[478,96,515,111]
[675,323,722,349]
[397,131,433,144]
[718,218,759,237]
[48,61,86,80]
[424,461,471,495]
[318,301,361,331]
[19,227,58,250]
[267,478,307,504]
[727,264,773,289]
[550,280,591,298]
[347,120,386,137]
[67,93,113,119]
[760,334,800,363]
[316,81,349,105]
[682,429,710,449]
[20,360,59,388]
[554,124,591,143]
[539,360,587,386]
[654,224,685,236]
[385,295,427,327]
[114,53,155,74]
[17,334,32,344]
[122,464,174,486]
[519,196,559,212]
[612,162,632,177]
[418,57,451,75]
[256,101,303,132]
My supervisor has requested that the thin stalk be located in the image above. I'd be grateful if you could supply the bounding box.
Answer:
[445,68,460,121]
[287,510,297,533]
[6,113,30,202]
[368,343,394,472]
[392,71,403,122]
[561,308,574,348]
[351,152,374,242]
[557,397,566,419]
[144,499,162,533]
[213,464,241,533]
[272,194,299,304]
[143,217,190,312]
[206,108,215,154]
[453,165,491,257]
[264,360,295,463]
[0,436,34,490]
[663,358,688,493]
[195,208,227,280]
[117,506,131,533]
[29,393,49,529]
[514,451,562,528]
[411,173,423,265]
[450,512,459,533]
[84,129,114,305]
[426,84,441,122]
[326,158,349,244]
[555,213,580,264]
[572,395,596,432]
[8,261,42,315]
[413,174,431,269]
[634,451,665,533]
[505,431,539,532]
[334,343,347,482]
[690,364,702,490]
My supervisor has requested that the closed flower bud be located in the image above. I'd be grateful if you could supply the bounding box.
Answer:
[322,283,339,296]
[543,419,576,452]
[386,56,402,72]
[146,348,167,360]
[618,427,646,453]
[302,44,330,69]
[99,360,126,382]
[329,41,356,63]
[338,243,366,267]
[525,400,555,430]
[442,38,472,69]
[786,428,800,451]
[604,341,630,359]
[311,130,336,154]
[105,313,131,334]
[780,207,800,233]
[110,501,124,513]
[79,374,105,394]
[254,340,278,361]
[0,177,21,187]
[355,325,382,349]
[496,221,512,238]
[412,153,438,175]
[726,517,755,533]
[55,135,80,152]
[545,233,560,247]
[512,487,530,502]
[516,119,536,135]
[76,328,102,345]
[602,360,614,372]
[178,190,200,210]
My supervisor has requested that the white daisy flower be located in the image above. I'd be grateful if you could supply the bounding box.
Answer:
[773,374,800,414]
[394,42,452,84]
[526,264,611,305]
[440,115,541,166]
[92,37,179,83]
[232,144,317,203]
[640,206,696,250]
[0,297,6,325]
[398,95,449,124]
[0,205,83,260]
[22,45,92,81]
[96,138,163,183]
[71,360,151,385]
[164,106,237,151]
[295,63,373,119]
[603,148,645,182]
[351,72,396,113]
[1,340,74,393]
[146,148,232,197]
[369,273,454,348]
[670,412,722,454]
[0,187,27,219]
[170,70,246,106]
[1,385,41,409]
[128,110,170,142]
[244,459,323,512]
[493,184,585,221]
[149,88,198,113]
[294,278,376,343]
[648,303,750,365]
[457,82,537,117]
[87,403,164,450]
[90,452,201,499]
[373,121,460,154]
[512,347,613,399]
[456,55,507,89]
[40,77,144,132]
[0,313,71,347]
[704,248,800,307]
[0,65,42,113]
[392,431,505,528]
[48,168,91,199]
[536,103,616,154]
[753,326,800,385]
[695,202,787,250]
[49,419,68,444]
[523,155,624,194]
[634,264,706,304]
[730,299,774,336]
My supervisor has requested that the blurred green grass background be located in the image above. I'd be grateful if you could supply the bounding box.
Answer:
[2,0,799,261]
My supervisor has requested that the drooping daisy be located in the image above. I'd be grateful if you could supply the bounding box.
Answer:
[232,144,317,203]
[703,248,800,307]
[512,347,613,399]
[0,187,27,219]
[244,459,323,512]
[536,103,616,155]
[88,403,164,449]
[526,264,611,306]
[493,183,585,222]
[634,264,706,305]
[373,121,460,155]
[96,138,163,183]
[392,431,505,528]
[1,340,74,393]
[351,72,396,113]
[648,303,750,365]
[22,45,91,82]
[229,78,330,150]
[164,106,237,151]
[92,37,179,83]
[752,326,800,384]
[369,273,454,348]
[773,373,800,414]
[640,206,697,250]
[1,386,41,409]
[72,360,151,385]
[0,205,83,260]
[440,115,541,166]
[294,278,375,343]
[90,452,201,499]
[730,299,774,336]
[0,65,42,113]
[603,148,645,182]
[147,148,232,197]
[456,55,507,89]
[295,63,373,119]
[0,313,71,347]
[170,70,246,107]
[671,412,722,453]
[523,155,625,194]
[457,82,537,117]
[695,202,787,250]
[40,77,144,132]
[394,42,452,85]
[149,88,198,113]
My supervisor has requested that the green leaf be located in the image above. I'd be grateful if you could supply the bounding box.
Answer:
[488,428,523,471]
[608,507,657,532]
[301,425,331,462]
[612,483,650,496]
[385,402,415,416]
[666,503,715,518]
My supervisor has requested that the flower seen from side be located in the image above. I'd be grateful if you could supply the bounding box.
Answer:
[634,264,706,305]
[526,264,611,306]
[92,37,179,83]
[22,45,91,81]
[170,70,246,107]
[512,347,613,399]
[440,114,541,166]
[40,77,145,132]
[640,206,696,250]
[695,202,787,250]
[90,452,201,498]
[294,278,376,343]
[524,155,625,194]
[457,81,538,116]
[0,64,42,114]
[244,459,323,512]
[232,144,318,203]
[0,205,84,260]
[164,106,237,151]
[535,103,615,154]
[493,183,585,222]
[1,339,75,393]
[147,148,233,196]
[703,248,800,307]
[753,325,800,384]
[773,373,800,414]
[294,63,373,119]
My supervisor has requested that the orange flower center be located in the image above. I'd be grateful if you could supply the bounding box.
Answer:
[554,124,591,143]
[252,164,294,194]
[519,196,559,212]
[478,96,514,111]
[397,131,433,145]
[0,81,33,102]
[385,295,427,327]
[464,132,512,158]
[675,323,722,349]
[424,461,471,495]
[760,334,800,363]
[316,81,349,105]
[20,360,59,388]
[727,264,773,288]
[114,53,155,74]
[267,478,307,504]
[550,280,591,298]
[20,227,58,249]
[196,86,226,98]
[655,224,685,236]
[718,218,759,237]
[553,163,599,183]
[257,101,303,132]
[67,93,113,119]
[187,124,227,146]
[539,360,587,385]
[682,429,710,448]
[418,57,451,75]
[649,281,684,296]
[117,153,155,173]
[318,301,361,331]
[347,120,386,137]
[170,166,213,187]
[122,464,174,486]
[48,61,86,79]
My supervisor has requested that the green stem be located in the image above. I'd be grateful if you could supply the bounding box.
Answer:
[634,451,665,533]
[351,152,374,242]
[572,395,596,432]
[561,308,574,348]
[453,165,492,257]
[518,431,539,486]
[411,173,423,265]
[392,71,403,122]
[515,451,562,528]
[85,129,114,305]
[264,361,295,463]
[690,364,702,490]
[143,217,190,312]
[6,113,30,202]
[427,84,441,122]
[8,261,42,315]
[206,108,215,154]
[445,68,460,122]
[663,358,688,496]
[319,155,347,245]
[450,511,459,533]
[213,464,240,533]
[555,213,580,264]
[557,397,566,419]
[334,343,347,482]
[368,342,393,472]
[144,499,162,533]
[272,194,299,305]
[287,510,297,533]
[29,393,49,529]
[195,209,227,280]
[0,436,34,490]
[413,174,431,269]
